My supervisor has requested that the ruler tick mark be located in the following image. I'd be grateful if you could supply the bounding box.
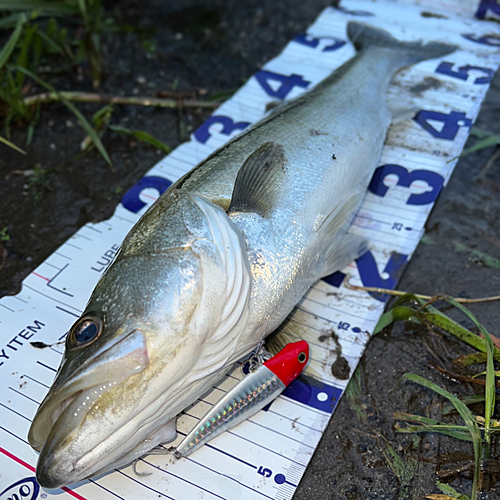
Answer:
[55,251,72,260]
[56,304,81,318]
[23,373,50,388]
[36,360,57,373]
[8,387,40,405]
[0,402,33,422]
[32,272,49,281]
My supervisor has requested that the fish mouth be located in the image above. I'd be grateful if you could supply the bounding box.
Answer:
[29,328,149,488]
[35,384,106,489]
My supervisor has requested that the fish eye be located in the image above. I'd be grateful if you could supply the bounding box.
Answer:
[70,315,102,347]
[298,352,307,363]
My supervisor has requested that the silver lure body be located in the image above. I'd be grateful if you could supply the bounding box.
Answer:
[174,365,285,459]
[28,23,455,488]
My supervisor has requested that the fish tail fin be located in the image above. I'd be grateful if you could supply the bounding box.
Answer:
[347,21,456,68]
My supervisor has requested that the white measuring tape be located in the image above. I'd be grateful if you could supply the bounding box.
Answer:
[1,1,499,499]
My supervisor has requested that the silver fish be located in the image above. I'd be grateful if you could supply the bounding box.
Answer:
[28,22,455,488]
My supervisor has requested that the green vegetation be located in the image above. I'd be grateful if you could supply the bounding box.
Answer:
[379,434,418,500]
[0,226,9,241]
[451,126,500,178]
[0,2,214,172]
[0,1,109,159]
[109,125,171,154]
[0,133,25,153]
[376,295,499,499]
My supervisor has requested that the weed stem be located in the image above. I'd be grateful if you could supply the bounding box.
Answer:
[344,278,500,304]
[23,91,220,110]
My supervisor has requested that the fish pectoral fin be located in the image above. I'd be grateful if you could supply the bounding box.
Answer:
[317,193,360,240]
[228,141,287,218]
[314,192,367,277]
[320,233,368,278]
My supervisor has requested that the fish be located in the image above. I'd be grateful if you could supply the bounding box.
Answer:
[28,22,455,488]
[164,340,309,460]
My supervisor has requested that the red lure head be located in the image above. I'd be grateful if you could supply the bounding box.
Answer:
[263,340,309,386]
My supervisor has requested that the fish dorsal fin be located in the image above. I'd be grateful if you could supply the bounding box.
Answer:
[229,142,287,217]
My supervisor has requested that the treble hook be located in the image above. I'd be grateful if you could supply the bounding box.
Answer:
[247,339,272,373]
[131,447,181,477]
[132,458,152,477]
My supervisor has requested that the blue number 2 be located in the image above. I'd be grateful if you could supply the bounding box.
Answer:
[357,251,408,302]
[475,0,500,19]
[322,250,408,303]
[462,33,500,46]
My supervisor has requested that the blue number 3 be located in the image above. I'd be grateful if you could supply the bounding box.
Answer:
[369,164,444,205]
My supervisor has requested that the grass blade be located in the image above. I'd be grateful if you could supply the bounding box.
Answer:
[0,1,78,15]
[35,28,65,55]
[14,66,112,166]
[404,373,482,499]
[460,135,500,157]
[423,312,492,354]
[0,12,25,29]
[452,352,488,369]
[436,481,471,500]
[109,125,171,153]
[395,412,472,441]
[0,135,27,154]
[378,434,418,499]
[0,13,26,71]
[15,23,37,86]
[442,395,485,416]
[397,425,472,442]
[448,134,500,164]
[469,126,492,139]
[206,88,237,102]
[374,306,422,335]
[76,0,88,26]
[442,298,496,446]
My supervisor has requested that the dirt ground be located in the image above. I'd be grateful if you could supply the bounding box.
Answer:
[1,1,500,499]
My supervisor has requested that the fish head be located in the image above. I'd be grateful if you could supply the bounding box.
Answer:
[28,190,252,488]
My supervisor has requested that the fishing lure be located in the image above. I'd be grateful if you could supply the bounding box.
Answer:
[167,340,309,460]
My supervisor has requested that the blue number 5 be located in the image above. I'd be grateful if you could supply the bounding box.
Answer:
[436,62,493,84]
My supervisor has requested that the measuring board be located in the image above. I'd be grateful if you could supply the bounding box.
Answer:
[1,1,499,499]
